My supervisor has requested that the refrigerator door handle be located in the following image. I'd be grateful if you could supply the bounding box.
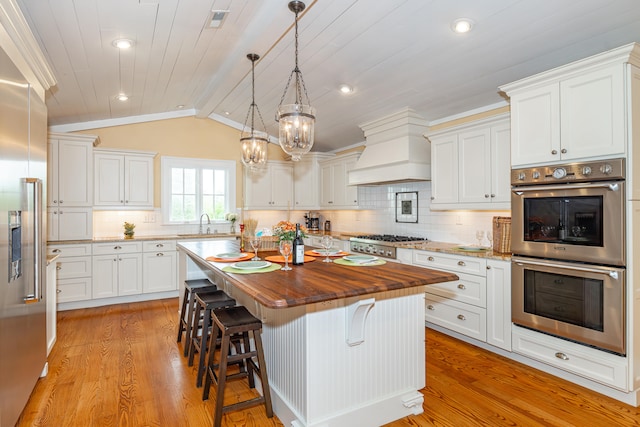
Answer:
[24,177,42,303]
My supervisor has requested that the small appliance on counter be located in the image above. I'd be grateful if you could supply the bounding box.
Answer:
[304,211,320,231]
[324,220,331,232]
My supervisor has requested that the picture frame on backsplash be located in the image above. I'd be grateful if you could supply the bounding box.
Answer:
[395,191,418,223]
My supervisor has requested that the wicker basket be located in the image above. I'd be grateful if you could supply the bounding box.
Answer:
[492,216,511,254]
[242,235,280,252]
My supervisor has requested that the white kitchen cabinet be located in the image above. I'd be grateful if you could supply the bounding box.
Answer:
[46,259,57,355]
[142,240,177,293]
[92,242,143,298]
[47,207,93,241]
[502,53,631,167]
[427,115,510,210]
[94,149,155,208]
[244,161,293,210]
[293,153,333,209]
[320,153,360,209]
[47,133,96,207]
[47,244,93,303]
[486,259,511,351]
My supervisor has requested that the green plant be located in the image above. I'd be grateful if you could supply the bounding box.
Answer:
[123,222,136,235]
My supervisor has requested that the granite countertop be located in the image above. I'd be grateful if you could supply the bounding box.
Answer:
[48,232,239,245]
[397,240,511,261]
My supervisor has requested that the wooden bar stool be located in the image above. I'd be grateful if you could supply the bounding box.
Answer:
[177,278,216,356]
[202,306,273,427]
[188,291,236,387]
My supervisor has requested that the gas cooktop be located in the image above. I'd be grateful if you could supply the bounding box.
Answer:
[349,235,428,259]
[351,234,428,243]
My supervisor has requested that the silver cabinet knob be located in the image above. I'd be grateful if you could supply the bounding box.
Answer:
[551,149,558,155]
[56,289,62,293]
[555,352,569,360]
[59,200,63,204]
[484,194,490,198]
[561,148,567,154]
[52,249,61,253]
[156,253,164,256]
[457,314,466,321]
[427,305,435,310]
[457,284,466,290]
[457,260,466,266]
[427,256,434,261]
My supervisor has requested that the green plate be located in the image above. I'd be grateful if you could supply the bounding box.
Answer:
[216,252,244,259]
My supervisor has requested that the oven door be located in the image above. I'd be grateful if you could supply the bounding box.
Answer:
[511,181,625,265]
[512,256,625,355]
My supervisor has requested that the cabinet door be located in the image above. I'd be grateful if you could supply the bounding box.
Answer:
[320,163,334,207]
[560,64,625,160]
[343,158,358,207]
[118,253,142,295]
[47,208,59,241]
[293,159,318,209]
[270,163,293,208]
[92,255,118,299]
[458,128,491,204]
[245,167,272,209]
[47,140,59,207]
[331,162,348,206]
[486,260,511,351]
[490,122,512,204]
[46,261,57,355]
[430,135,458,205]
[125,155,154,207]
[143,251,177,293]
[94,153,125,206]
[56,139,94,206]
[57,207,93,240]
[57,277,92,303]
[510,83,560,166]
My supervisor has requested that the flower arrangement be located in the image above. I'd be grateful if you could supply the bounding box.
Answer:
[123,221,135,239]
[273,220,307,241]
[225,212,238,224]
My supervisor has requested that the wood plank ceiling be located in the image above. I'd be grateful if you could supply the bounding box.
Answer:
[15,0,640,152]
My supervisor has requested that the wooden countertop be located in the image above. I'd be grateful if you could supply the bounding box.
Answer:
[178,240,458,309]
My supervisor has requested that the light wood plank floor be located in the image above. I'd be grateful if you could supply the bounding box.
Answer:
[18,298,640,426]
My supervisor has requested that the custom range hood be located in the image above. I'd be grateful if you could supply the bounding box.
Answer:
[348,108,430,186]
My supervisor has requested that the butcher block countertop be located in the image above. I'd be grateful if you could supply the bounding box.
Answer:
[178,240,458,309]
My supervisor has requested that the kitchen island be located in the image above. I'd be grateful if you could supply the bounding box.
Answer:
[178,240,458,427]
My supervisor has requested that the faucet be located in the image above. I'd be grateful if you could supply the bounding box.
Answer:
[199,213,211,234]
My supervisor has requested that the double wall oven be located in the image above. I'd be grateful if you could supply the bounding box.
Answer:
[511,158,626,355]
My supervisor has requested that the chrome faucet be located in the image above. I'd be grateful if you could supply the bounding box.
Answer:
[199,213,211,234]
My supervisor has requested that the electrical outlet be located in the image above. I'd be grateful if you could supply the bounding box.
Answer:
[455,215,463,225]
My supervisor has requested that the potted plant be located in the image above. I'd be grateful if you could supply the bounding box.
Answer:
[123,221,136,239]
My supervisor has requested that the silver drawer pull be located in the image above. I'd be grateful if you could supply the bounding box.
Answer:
[457,284,466,290]
[56,266,61,270]
[52,249,61,253]
[114,245,122,250]
[457,314,466,321]
[555,352,569,361]
[156,243,164,247]
[427,305,435,310]
[457,260,466,266]
[156,253,164,256]
[56,289,62,294]
[427,256,434,261]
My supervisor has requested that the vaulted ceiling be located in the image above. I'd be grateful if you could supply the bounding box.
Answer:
[16,0,640,152]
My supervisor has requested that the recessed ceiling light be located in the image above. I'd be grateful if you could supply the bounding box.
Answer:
[339,84,354,94]
[116,94,129,101]
[224,111,230,116]
[176,104,185,109]
[112,39,134,49]
[451,18,474,34]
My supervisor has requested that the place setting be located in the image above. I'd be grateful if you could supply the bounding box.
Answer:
[305,235,348,263]
[334,254,386,267]
[205,252,253,262]
[221,260,281,274]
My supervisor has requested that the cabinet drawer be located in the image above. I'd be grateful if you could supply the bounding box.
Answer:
[413,250,487,275]
[56,256,92,279]
[57,277,92,303]
[512,326,627,391]
[425,294,486,341]
[425,271,486,308]
[93,241,143,255]
[48,243,92,257]
[143,240,176,252]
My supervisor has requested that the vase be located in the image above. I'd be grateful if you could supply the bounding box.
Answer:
[124,232,134,239]
[230,223,236,234]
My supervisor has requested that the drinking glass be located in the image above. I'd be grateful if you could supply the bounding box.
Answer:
[250,236,261,260]
[320,235,334,263]
[486,230,492,248]
[475,230,485,247]
[279,240,293,271]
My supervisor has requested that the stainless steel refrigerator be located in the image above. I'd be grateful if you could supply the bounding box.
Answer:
[0,44,48,426]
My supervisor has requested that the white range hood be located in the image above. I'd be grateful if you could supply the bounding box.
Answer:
[348,108,430,186]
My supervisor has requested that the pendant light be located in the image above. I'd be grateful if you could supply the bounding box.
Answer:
[276,1,315,161]
[240,53,268,171]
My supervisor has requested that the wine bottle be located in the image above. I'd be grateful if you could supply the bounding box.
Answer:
[292,223,305,265]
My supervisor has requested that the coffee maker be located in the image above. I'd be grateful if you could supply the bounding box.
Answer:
[304,211,320,231]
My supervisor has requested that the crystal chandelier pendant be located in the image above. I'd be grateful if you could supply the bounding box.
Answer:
[240,53,268,171]
[276,1,315,161]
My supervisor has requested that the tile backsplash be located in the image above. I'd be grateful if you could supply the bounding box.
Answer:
[94,181,509,246]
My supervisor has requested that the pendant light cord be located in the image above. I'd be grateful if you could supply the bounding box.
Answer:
[277,5,312,111]
[242,55,267,137]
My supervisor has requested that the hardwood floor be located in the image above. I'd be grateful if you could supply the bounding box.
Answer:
[18,298,640,426]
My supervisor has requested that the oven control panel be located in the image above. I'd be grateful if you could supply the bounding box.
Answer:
[349,242,396,259]
[511,158,624,185]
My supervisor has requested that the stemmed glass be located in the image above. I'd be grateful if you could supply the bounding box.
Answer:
[279,240,293,271]
[486,230,492,248]
[320,235,334,263]
[475,230,485,247]
[250,236,261,260]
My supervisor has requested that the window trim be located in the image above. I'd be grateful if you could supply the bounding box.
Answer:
[161,156,236,224]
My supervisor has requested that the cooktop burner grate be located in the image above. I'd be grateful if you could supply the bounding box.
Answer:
[352,234,428,242]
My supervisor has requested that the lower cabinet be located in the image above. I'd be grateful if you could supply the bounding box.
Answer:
[47,207,93,241]
[92,242,143,298]
[46,260,57,355]
[47,243,92,303]
[142,240,177,293]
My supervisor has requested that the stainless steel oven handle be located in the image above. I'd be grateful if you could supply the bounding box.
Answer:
[513,258,621,278]
[512,182,621,195]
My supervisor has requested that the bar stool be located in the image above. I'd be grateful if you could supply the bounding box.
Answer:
[177,278,216,355]
[188,291,236,387]
[202,306,273,427]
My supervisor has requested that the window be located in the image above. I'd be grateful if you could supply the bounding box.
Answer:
[161,156,236,223]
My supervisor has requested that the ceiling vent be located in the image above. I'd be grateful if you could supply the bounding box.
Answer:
[206,10,229,29]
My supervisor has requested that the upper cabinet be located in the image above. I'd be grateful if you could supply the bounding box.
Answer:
[293,153,333,210]
[427,115,510,210]
[501,44,640,167]
[320,153,360,209]
[244,160,293,210]
[94,149,155,209]
[48,133,97,207]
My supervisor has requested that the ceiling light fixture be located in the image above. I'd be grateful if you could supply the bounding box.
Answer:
[276,1,315,162]
[112,38,134,49]
[451,18,474,34]
[116,93,129,101]
[240,53,269,172]
[339,84,354,94]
